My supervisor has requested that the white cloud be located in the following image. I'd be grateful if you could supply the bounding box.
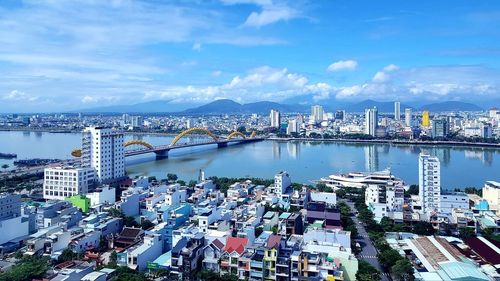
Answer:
[383,64,399,72]
[372,71,389,83]
[212,70,222,77]
[3,90,38,102]
[327,60,358,72]
[244,6,298,27]
[192,43,202,51]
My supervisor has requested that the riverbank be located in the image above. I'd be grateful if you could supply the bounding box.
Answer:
[266,137,500,149]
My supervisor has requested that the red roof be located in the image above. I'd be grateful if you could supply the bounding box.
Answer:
[465,237,500,265]
[224,237,248,255]
[212,238,225,250]
[267,235,281,249]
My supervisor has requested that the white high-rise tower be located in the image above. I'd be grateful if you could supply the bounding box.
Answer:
[405,108,412,127]
[418,153,441,218]
[364,107,378,136]
[311,105,324,124]
[270,109,281,128]
[394,101,401,121]
[82,127,125,183]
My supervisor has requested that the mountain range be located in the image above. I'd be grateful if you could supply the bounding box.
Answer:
[75,99,488,114]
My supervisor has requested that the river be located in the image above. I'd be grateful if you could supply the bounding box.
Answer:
[0,131,499,189]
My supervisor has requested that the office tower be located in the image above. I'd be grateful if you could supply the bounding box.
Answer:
[311,105,324,124]
[82,127,125,183]
[405,108,412,127]
[418,154,441,218]
[394,101,401,121]
[43,167,96,200]
[131,116,143,128]
[364,107,378,136]
[422,111,430,127]
[335,110,345,121]
[270,109,281,128]
[287,119,299,135]
[431,119,449,138]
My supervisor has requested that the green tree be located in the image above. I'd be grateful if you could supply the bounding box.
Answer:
[412,221,435,236]
[140,219,155,230]
[406,184,419,195]
[58,248,77,263]
[167,173,178,182]
[316,183,328,192]
[176,180,186,186]
[459,227,476,239]
[378,248,403,269]
[0,256,49,281]
[188,180,197,187]
[108,251,118,268]
[391,259,415,281]
[356,260,380,281]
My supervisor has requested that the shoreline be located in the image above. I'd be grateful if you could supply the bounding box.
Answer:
[1,128,499,149]
[266,137,500,149]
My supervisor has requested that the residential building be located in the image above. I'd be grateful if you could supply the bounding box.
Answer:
[483,181,500,215]
[439,192,469,215]
[418,154,441,219]
[270,110,281,128]
[311,105,324,124]
[405,108,412,127]
[394,101,401,121]
[82,126,125,183]
[43,166,95,200]
[365,182,405,222]
[364,107,378,136]
[0,193,31,245]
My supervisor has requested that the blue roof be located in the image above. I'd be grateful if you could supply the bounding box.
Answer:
[438,261,489,281]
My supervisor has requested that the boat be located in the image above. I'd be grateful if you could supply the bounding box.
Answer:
[0,152,17,159]
[319,169,405,189]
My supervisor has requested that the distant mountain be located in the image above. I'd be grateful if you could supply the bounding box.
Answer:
[420,101,482,112]
[76,100,197,113]
[344,99,414,113]
[183,99,308,114]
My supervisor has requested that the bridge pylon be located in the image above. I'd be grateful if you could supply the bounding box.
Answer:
[217,142,228,148]
[155,149,169,160]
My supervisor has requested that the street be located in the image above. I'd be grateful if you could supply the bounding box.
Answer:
[344,200,391,281]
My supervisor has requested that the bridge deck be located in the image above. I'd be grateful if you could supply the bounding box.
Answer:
[125,137,264,156]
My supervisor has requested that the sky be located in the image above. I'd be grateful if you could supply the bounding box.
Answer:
[0,0,500,112]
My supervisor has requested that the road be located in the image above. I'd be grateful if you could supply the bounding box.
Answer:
[344,200,391,281]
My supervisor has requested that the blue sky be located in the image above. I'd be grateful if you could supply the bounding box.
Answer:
[0,0,499,112]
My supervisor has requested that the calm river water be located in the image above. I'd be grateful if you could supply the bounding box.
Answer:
[0,131,499,189]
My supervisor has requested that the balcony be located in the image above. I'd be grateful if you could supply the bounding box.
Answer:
[251,260,263,268]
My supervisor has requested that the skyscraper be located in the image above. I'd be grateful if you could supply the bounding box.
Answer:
[431,119,449,138]
[311,105,324,124]
[422,111,430,127]
[82,127,125,183]
[418,154,441,218]
[270,109,281,128]
[405,108,412,127]
[394,101,401,121]
[364,107,378,136]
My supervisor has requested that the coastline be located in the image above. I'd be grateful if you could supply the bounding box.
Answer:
[1,128,499,149]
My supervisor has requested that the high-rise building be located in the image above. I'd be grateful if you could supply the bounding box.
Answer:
[418,154,441,218]
[311,105,324,124]
[364,107,378,136]
[422,111,430,127]
[82,127,125,183]
[405,108,412,127]
[270,109,281,128]
[394,101,401,121]
[0,193,21,221]
[287,119,299,135]
[431,119,449,138]
[186,118,193,129]
[335,110,345,121]
[131,116,143,128]
[43,166,96,200]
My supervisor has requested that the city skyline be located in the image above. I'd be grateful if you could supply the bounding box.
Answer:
[0,1,500,112]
